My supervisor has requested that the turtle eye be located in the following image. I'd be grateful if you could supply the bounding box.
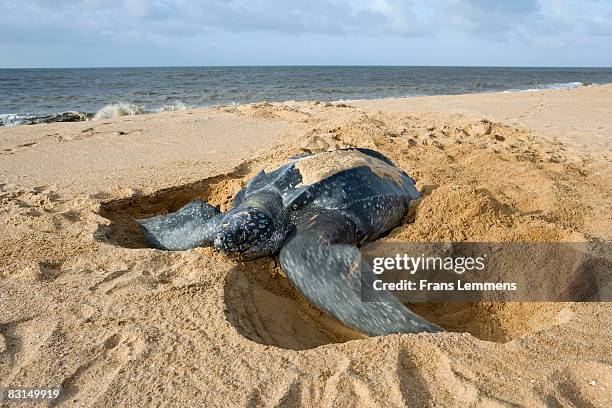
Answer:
[214,208,274,254]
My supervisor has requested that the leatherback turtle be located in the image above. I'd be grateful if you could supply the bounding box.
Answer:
[137,148,441,336]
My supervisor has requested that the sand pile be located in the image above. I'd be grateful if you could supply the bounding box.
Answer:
[1,88,610,406]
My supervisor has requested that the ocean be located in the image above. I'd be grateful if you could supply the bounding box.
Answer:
[2,66,612,126]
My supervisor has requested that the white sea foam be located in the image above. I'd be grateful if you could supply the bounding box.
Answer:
[154,101,188,113]
[0,114,27,126]
[93,103,147,120]
[92,101,189,120]
[538,81,587,90]
[503,81,589,93]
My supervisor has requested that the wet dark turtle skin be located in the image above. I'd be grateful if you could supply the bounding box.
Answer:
[138,148,441,336]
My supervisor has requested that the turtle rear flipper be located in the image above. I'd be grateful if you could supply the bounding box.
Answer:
[278,212,442,336]
[137,199,222,251]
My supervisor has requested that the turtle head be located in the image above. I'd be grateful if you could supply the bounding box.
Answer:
[214,192,290,259]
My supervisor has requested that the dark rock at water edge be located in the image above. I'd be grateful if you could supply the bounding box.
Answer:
[26,111,93,125]
[0,111,92,126]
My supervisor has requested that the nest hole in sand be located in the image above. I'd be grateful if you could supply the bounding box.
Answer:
[223,258,567,349]
[98,170,566,349]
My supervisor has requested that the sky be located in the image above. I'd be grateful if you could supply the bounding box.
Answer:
[1,0,611,68]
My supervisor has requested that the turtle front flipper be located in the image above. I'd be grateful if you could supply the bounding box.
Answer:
[278,212,442,336]
[137,199,222,251]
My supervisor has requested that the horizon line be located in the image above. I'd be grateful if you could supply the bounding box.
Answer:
[2,64,612,70]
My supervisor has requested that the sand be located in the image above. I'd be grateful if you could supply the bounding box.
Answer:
[1,85,611,407]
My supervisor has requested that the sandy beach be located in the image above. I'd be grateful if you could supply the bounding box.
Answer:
[1,85,611,407]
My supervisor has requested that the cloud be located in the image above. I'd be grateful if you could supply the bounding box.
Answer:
[2,0,611,40]
[0,0,610,66]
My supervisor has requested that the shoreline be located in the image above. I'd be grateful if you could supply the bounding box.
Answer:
[1,81,607,127]
[1,83,611,194]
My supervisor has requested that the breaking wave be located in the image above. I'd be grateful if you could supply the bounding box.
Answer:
[93,101,188,120]
[93,103,146,120]
[0,101,190,126]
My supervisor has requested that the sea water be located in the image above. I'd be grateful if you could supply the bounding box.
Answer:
[2,66,612,125]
